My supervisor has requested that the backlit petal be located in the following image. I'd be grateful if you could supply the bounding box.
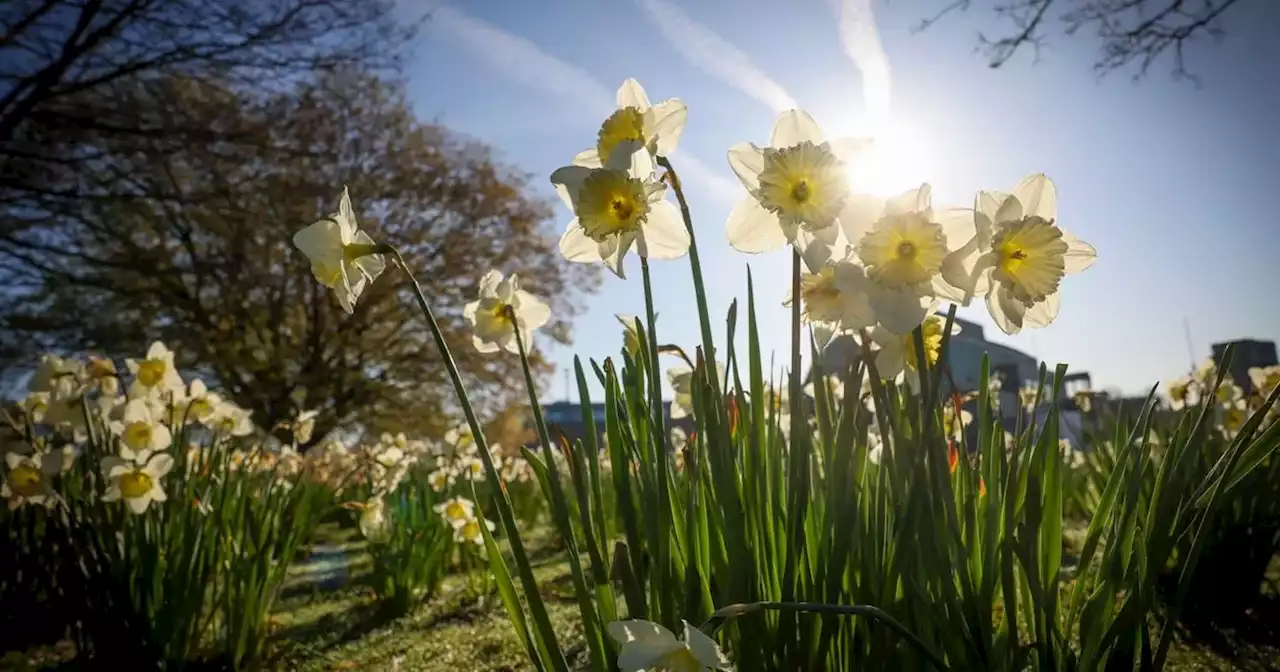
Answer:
[726,197,786,253]
[1024,291,1060,328]
[616,78,652,110]
[770,109,825,148]
[572,149,604,169]
[1012,173,1057,221]
[551,166,593,210]
[1063,233,1097,273]
[515,291,552,330]
[727,142,766,192]
[637,201,690,260]
[648,99,687,156]
[683,621,732,669]
[559,221,601,263]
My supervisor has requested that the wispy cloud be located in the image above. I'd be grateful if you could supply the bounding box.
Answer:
[833,0,893,125]
[635,0,798,114]
[428,4,738,203]
[429,4,613,118]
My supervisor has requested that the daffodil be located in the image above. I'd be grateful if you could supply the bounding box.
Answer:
[837,185,965,334]
[354,497,389,542]
[427,468,454,492]
[456,455,485,482]
[1074,389,1094,413]
[126,341,184,399]
[552,143,689,278]
[110,398,172,458]
[943,406,972,442]
[2,451,61,510]
[292,186,387,314]
[1167,375,1201,410]
[293,410,319,445]
[28,355,84,397]
[1249,365,1280,398]
[20,392,50,424]
[86,355,119,396]
[463,270,552,354]
[1218,399,1248,440]
[1019,384,1040,412]
[868,315,961,386]
[453,516,495,546]
[785,257,877,344]
[937,174,1096,335]
[101,451,174,514]
[211,402,255,437]
[434,496,476,527]
[606,619,732,672]
[574,79,687,167]
[176,379,223,427]
[726,111,874,265]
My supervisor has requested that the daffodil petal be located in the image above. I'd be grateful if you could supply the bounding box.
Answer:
[1063,233,1097,273]
[637,201,690,260]
[616,78,651,110]
[1024,291,1060,328]
[727,142,766,192]
[837,193,885,246]
[559,221,601,263]
[770,109,825,148]
[726,197,786,253]
[1012,173,1056,221]
[682,620,732,669]
[868,284,931,334]
[515,290,552,330]
[572,149,604,169]
[648,99,687,156]
[551,166,592,210]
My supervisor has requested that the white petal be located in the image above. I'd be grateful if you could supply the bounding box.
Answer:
[122,399,150,424]
[868,285,930,334]
[515,291,552,330]
[1063,233,1097,273]
[625,145,656,181]
[472,335,501,354]
[146,453,175,478]
[602,233,636,278]
[478,270,504,298]
[125,493,151,514]
[150,484,167,502]
[986,285,1025,335]
[937,207,977,251]
[994,193,1023,225]
[683,621,732,668]
[727,142,765,192]
[5,453,24,469]
[607,619,675,646]
[725,197,786,253]
[838,194,886,247]
[572,149,604,169]
[616,78,651,110]
[648,99,687,156]
[350,231,385,282]
[885,184,930,216]
[770,109,825,148]
[293,220,344,265]
[637,201,690,259]
[1024,291,1060,328]
[101,486,121,502]
[338,186,357,241]
[875,336,906,380]
[1012,173,1057,221]
[559,221,601,263]
[149,424,172,452]
[334,282,356,315]
[463,300,480,323]
[550,166,592,210]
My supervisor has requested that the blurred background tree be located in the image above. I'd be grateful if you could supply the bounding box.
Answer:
[0,0,600,446]
[916,0,1254,80]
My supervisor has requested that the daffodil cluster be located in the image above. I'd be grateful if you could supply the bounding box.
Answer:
[1165,358,1278,439]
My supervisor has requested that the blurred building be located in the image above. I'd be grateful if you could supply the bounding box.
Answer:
[945,316,1038,416]
[541,400,693,445]
[1211,339,1278,394]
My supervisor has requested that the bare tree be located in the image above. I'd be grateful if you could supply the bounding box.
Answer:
[0,70,599,444]
[915,0,1251,80]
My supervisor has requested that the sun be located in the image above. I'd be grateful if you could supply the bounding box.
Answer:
[838,119,937,199]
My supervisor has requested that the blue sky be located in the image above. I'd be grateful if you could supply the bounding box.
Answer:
[400,0,1279,400]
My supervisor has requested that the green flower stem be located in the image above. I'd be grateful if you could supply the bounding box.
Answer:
[640,255,674,626]
[510,316,609,672]
[657,156,718,389]
[699,601,950,671]
[385,246,569,672]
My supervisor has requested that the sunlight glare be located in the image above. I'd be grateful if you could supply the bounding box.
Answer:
[841,119,936,199]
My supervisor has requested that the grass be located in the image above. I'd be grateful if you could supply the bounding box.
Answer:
[3,520,1276,670]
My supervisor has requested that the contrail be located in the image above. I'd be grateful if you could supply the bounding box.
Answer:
[428,3,739,202]
[833,0,893,127]
[635,0,798,114]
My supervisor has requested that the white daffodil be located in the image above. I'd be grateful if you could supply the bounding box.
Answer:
[463,270,552,354]
[937,174,1096,335]
[2,451,61,510]
[943,406,972,442]
[1249,365,1280,399]
[435,496,477,528]
[20,392,50,424]
[1019,384,1040,412]
[126,341,184,399]
[785,256,877,345]
[838,184,964,334]
[444,425,478,456]
[725,109,871,262]
[668,362,724,420]
[176,379,223,427]
[293,410,319,445]
[354,497,389,542]
[868,315,961,386]
[86,355,119,396]
[211,402,255,437]
[616,313,650,358]
[456,455,486,482]
[292,186,387,315]
[110,398,173,459]
[28,354,85,397]
[453,516,495,546]
[1074,389,1095,413]
[670,426,689,453]
[1167,375,1201,410]
[607,619,732,672]
[574,79,687,167]
[427,468,454,492]
[552,142,689,278]
[101,452,174,514]
[1217,398,1249,440]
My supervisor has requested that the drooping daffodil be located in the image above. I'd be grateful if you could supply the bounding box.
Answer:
[725,109,869,265]
[937,174,1096,335]
[100,451,175,514]
[292,186,387,314]
[552,142,689,278]
[606,619,732,672]
[575,78,687,167]
[463,270,551,354]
